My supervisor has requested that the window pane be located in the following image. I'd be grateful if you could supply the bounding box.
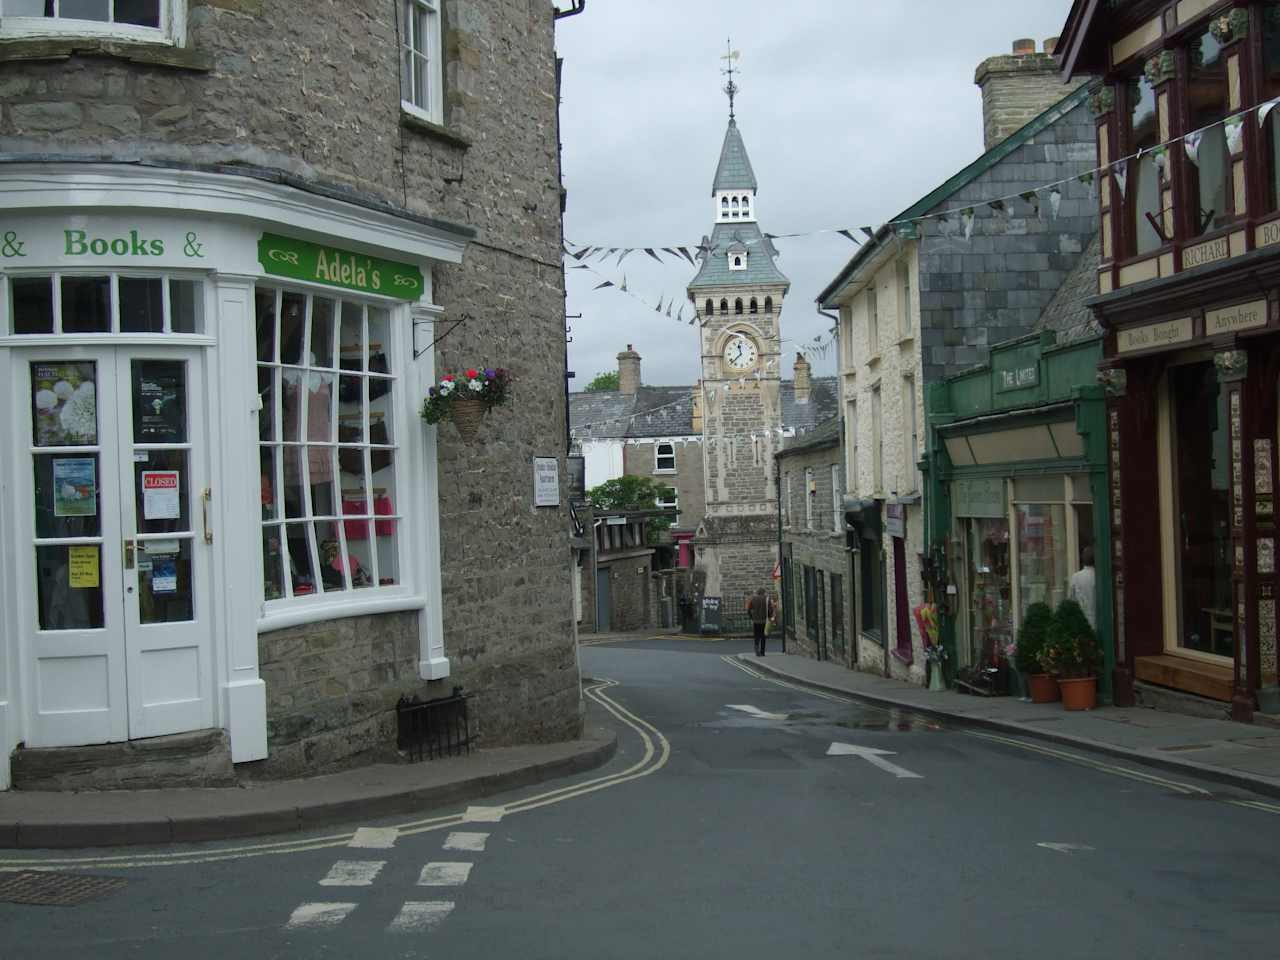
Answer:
[964,518,1011,664]
[376,519,399,586]
[114,0,160,27]
[258,366,276,441]
[283,446,305,518]
[260,446,279,521]
[61,0,110,21]
[170,279,204,334]
[282,369,303,442]
[6,1,47,15]
[1188,30,1232,236]
[315,520,348,593]
[1016,503,1068,619]
[255,289,276,362]
[340,301,364,367]
[285,523,316,596]
[11,277,54,334]
[310,298,336,368]
[31,360,97,447]
[36,545,104,630]
[119,276,163,332]
[262,525,285,601]
[135,449,190,535]
[61,276,111,333]
[1013,475,1065,503]
[309,444,337,517]
[138,539,193,624]
[280,293,306,365]
[34,454,101,539]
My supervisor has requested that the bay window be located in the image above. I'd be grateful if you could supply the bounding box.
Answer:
[1124,72,1164,256]
[0,0,181,43]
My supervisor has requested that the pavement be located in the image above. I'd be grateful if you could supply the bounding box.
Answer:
[0,725,616,850]
[737,651,1280,799]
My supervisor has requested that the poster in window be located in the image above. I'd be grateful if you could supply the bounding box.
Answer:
[68,545,100,589]
[31,362,98,447]
[53,458,98,518]
[135,365,186,443]
[151,556,178,594]
[142,471,181,520]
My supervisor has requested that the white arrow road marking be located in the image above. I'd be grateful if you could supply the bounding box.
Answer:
[388,901,455,933]
[727,704,790,721]
[1037,843,1095,854]
[286,902,357,929]
[349,827,398,849]
[827,742,924,779]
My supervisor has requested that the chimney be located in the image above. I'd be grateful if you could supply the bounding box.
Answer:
[793,353,811,405]
[974,37,1086,151]
[617,344,641,396]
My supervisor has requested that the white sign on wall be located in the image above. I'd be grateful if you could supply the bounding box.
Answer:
[533,457,560,507]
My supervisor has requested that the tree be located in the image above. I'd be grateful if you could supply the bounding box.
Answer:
[583,370,619,392]
[587,475,677,539]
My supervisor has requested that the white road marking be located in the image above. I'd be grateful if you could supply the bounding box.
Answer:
[463,805,506,822]
[389,901,456,932]
[349,827,398,849]
[418,862,473,886]
[444,832,489,852]
[727,704,790,721]
[827,742,924,779]
[1037,842,1096,854]
[285,902,357,929]
[318,860,386,886]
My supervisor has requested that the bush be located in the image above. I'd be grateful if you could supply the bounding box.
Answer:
[1040,598,1101,679]
[1014,602,1053,673]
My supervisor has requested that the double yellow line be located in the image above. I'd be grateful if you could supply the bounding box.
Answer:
[0,679,670,871]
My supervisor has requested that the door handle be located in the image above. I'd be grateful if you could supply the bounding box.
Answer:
[202,487,213,544]
[124,540,135,570]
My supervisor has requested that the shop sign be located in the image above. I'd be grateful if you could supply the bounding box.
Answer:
[258,233,424,301]
[1206,299,1268,336]
[1259,217,1280,249]
[994,342,1040,393]
[1116,316,1193,354]
[533,457,559,507]
[1182,236,1230,269]
[953,477,1005,519]
[885,502,906,538]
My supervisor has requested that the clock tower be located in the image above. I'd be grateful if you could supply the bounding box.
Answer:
[687,82,790,632]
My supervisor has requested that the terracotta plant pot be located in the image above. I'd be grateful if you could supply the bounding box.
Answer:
[1059,676,1097,711]
[1027,673,1060,703]
[450,398,486,441]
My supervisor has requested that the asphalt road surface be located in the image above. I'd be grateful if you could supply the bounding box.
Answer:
[2,636,1278,959]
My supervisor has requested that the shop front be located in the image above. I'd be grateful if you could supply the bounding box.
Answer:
[926,333,1112,695]
[0,163,469,787]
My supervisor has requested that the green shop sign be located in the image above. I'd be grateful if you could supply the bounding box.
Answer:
[258,233,424,301]
[953,477,1006,519]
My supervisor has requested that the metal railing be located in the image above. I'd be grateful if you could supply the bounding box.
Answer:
[396,688,472,762]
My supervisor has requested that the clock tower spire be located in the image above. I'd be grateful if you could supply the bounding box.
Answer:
[687,63,790,633]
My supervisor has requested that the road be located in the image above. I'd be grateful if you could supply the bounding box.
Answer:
[2,637,1278,959]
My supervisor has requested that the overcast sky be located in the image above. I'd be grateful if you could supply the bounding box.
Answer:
[555,0,1076,388]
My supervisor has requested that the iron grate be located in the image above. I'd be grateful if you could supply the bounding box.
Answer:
[0,870,128,906]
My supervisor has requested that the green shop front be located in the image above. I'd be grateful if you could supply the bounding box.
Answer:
[0,163,469,788]
[924,332,1112,696]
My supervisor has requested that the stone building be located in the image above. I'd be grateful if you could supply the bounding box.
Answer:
[777,418,850,663]
[0,0,583,788]
[817,38,1097,685]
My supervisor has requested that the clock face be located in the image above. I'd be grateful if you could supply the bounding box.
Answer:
[723,335,759,371]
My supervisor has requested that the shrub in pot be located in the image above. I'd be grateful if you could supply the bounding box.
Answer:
[1015,602,1058,703]
[1041,599,1102,710]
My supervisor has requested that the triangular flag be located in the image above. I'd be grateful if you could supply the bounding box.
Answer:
[644,248,663,264]
[1258,98,1280,127]
[572,264,591,270]
[619,275,628,292]
[599,248,617,261]
[837,229,861,245]
[678,246,696,265]
[571,247,590,261]
[989,199,1007,216]
[616,249,634,266]
[1020,191,1040,218]
[960,208,976,240]
[662,247,681,260]
[1226,115,1244,154]
[655,296,664,313]
[666,301,673,318]
[1049,186,1062,219]
[1150,145,1169,182]
[860,227,875,240]
[1183,129,1203,166]
[1112,158,1128,199]
[593,281,614,290]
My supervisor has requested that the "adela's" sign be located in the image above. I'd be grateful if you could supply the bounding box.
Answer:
[258,233,425,301]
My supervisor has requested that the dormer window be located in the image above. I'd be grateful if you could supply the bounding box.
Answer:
[741,197,751,218]
[729,252,746,272]
[721,197,730,215]
[732,198,741,218]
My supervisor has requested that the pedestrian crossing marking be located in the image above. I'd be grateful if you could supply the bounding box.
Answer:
[318,860,386,887]
[349,827,399,849]
[418,862,473,886]
[463,805,505,822]
[389,901,455,932]
[444,831,489,851]
[285,902,357,929]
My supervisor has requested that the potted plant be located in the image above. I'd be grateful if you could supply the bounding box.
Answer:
[420,366,512,441]
[1015,602,1058,703]
[1040,599,1101,711]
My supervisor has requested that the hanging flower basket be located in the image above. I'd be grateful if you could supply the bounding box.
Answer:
[421,366,512,442]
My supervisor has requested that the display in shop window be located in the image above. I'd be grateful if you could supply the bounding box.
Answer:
[31,362,97,447]
[52,457,97,518]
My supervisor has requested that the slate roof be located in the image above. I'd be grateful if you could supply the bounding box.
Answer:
[569,377,839,441]
[1037,234,1102,344]
[688,221,790,290]
[712,119,758,194]
[777,416,842,458]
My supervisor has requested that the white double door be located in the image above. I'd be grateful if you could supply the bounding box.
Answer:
[18,346,214,747]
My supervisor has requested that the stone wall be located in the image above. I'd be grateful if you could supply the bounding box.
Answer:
[623,438,706,533]
[0,1,583,766]
[974,41,1088,151]
[599,553,653,632]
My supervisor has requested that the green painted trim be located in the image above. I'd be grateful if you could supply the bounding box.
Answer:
[258,232,425,301]
[819,83,1092,307]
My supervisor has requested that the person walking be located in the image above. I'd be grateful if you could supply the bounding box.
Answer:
[1069,545,1097,629]
[748,588,770,656]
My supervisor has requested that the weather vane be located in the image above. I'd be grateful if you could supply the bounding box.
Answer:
[720,40,740,120]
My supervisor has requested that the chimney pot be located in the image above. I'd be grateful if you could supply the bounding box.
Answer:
[1012,38,1035,55]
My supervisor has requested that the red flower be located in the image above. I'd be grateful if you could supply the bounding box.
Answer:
[465,368,479,380]
[443,374,455,382]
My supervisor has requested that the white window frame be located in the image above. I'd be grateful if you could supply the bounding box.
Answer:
[866,285,879,359]
[897,259,913,338]
[903,375,918,493]
[846,399,858,498]
[400,0,444,125]
[804,466,815,529]
[0,0,185,45]
[831,463,842,533]
[729,252,746,271]
[872,385,883,494]
[654,442,676,473]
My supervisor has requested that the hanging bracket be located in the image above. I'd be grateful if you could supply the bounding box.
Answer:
[413,311,469,360]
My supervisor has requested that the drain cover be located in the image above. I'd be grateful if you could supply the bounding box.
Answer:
[0,871,127,906]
